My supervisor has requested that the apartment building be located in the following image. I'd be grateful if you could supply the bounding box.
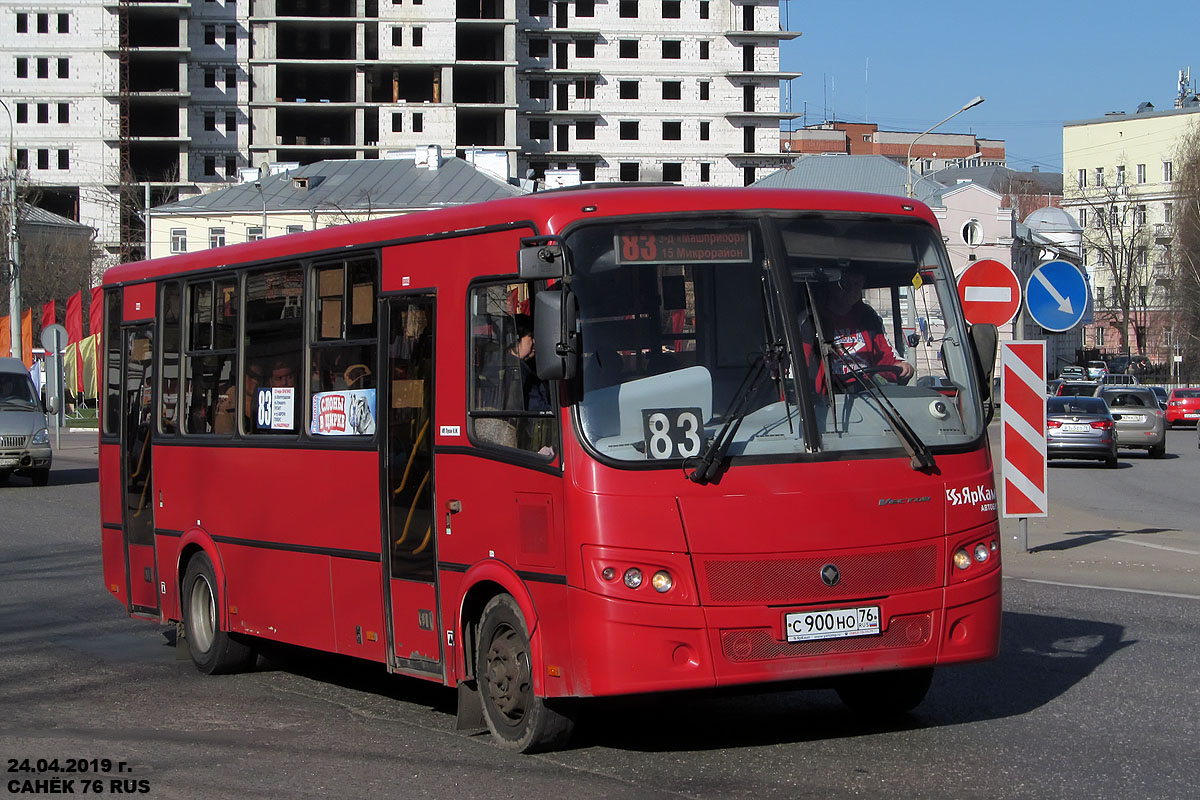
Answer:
[782,120,1006,174]
[1062,74,1200,363]
[1,0,798,264]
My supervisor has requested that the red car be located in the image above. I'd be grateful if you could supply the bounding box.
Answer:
[1165,387,1200,427]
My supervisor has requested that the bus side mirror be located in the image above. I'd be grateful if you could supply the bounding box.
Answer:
[534,289,579,381]
[969,323,998,401]
[519,237,565,279]
[45,396,58,415]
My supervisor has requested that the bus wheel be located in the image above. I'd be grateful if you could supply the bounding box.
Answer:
[476,594,574,753]
[181,552,255,675]
[31,468,50,486]
[835,667,934,716]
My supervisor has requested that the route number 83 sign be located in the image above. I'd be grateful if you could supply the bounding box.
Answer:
[641,407,704,459]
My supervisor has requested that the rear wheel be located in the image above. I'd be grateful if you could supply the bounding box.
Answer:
[31,468,50,486]
[836,667,934,716]
[1104,455,1119,469]
[0,469,9,484]
[1149,440,1166,459]
[476,594,574,753]
[181,552,256,675]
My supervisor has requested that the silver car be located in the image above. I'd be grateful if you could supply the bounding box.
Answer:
[1096,386,1167,458]
[1047,396,1117,468]
[0,357,53,486]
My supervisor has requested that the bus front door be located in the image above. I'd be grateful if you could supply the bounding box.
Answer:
[381,296,442,676]
[121,324,159,615]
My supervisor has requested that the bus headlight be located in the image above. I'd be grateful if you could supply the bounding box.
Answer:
[32,428,50,445]
[651,570,673,593]
[623,568,643,589]
[953,549,972,570]
[974,543,990,563]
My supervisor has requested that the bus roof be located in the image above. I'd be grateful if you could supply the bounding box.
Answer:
[103,187,939,286]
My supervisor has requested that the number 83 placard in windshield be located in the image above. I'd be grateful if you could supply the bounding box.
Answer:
[642,407,704,459]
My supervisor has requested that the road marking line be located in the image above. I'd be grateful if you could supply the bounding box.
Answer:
[1009,577,1200,601]
[1109,538,1200,555]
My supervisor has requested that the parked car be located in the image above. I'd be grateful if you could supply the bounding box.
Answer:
[1056,380,1101,397]
[1046,396,1117,468]
[1046,378,1063,397]
[1060,366,1085,379]
[1085,360,1108,380]
[0,357,53,486]
[1148,385,1168,411]
[1166,387,1200,427]
[1100,373,1140,386]
[1096,386,1167,458]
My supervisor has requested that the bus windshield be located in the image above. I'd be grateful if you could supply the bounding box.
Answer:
[569,213,985,464]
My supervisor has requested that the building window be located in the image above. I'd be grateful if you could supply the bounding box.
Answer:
[619,0,638,18]
[529,38,548,58]
[1077,168,1086,188]
[1116,165,1125,185]
[578,163,595,181]
[530,0,549,14]
[662,162,682,182]
[225,156,236,176]
[16,149,27,169]
[209,228,226,249]
[620,121,638,140]
[1164,202,1173,224]
[57,150,69,170]
[619,40,637,58]
[619,80,638,99]
[204,156,216,176]
[529,79,549,99]
[1094,167,1103,186]
[16,58,27,79]
[530,120,550,140]
[171,229,187,254]
[286,225,304,235]
[58,102,69,123]
[744,126,755,153]
[662,121,681,141]
[1163,161,1173,182]
[662,1,680,18]
[662,81,681,100]
[205,25,216,45]
[1095,285,1105,307]
[576,40,594,58]
[391,112,403,132]
[1134,205,1147,226]
[699,41,709,60]
[226,25,236,45]
[1136,247,1147,267]
[57,58,68,78]
[662,40,681,59]
[1138,286,1148,306]
[226,112,236,131]
[619,162,639,182]
[577,0,594,16]
[1137,163,1146,183]
[204,69,215,88]
[37,103,48,124]
[743,167,755,186]
[58,13,69,33]
[392,26,402,46]
[37,13,48,33]
[699,121,710,141]
[700,1,709,19]
[576,78,595,99]
[37,58,49,79]
[413,27,423,46]
[16,13,26,33]
[700,81,710,101]
[204,112,216,131]
[15,103,27,123]
[247,227,263,242]
[225,68,235,88]
[1078,208,1086,228]
[700,162,710,183]
[37,149,49,169]
[576,120,595,140]
[413,113,423,133]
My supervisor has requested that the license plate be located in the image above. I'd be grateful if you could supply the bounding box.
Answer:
[1062,423,1090,432]
[784,605,881,642]
[1186,412,1200,418]
[0,456,18,467]
[1121,414,1146,423]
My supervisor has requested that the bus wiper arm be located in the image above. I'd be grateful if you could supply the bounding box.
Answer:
[687,341,786,484]
[831,345,937,473]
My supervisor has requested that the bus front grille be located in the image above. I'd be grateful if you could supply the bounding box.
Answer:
[0,435,28,449]
[720,612,933,662]
[699,544,939,605]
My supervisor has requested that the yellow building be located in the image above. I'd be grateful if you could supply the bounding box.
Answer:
[1062,91,1200,368]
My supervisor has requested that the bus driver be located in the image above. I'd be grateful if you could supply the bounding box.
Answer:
[808,268,913,393]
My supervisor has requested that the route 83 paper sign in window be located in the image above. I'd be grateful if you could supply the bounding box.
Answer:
[642,407,703,459]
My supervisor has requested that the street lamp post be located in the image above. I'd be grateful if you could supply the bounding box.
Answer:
[255,182,267,239]
[0,98,19,359]
[905,96,985,198]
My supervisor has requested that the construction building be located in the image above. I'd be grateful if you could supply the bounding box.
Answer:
[1,0,799,265]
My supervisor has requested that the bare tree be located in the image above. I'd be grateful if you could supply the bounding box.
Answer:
[1173,122,1200,379]
[1069,166,1157,354]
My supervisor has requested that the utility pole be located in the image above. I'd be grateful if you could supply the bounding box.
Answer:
[1,98,19,359]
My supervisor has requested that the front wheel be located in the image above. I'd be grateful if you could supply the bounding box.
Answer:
[31,468,50,486]
[181,552,256,675]
[476,594,574,753]
[1149,440,1166,459]
[836,667,934,716]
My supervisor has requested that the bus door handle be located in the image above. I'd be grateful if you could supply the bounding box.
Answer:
[445,499,462,535]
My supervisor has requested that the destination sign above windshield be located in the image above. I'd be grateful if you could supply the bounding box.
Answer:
[615,230,753,265]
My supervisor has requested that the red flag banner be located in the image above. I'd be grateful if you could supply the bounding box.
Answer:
[0,315,9,357]
[66,291,83,343]
[89,286,103,336]
[42,299,56,331]
[21,309,33,368]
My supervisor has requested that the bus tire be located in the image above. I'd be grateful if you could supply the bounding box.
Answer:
[181,552,255,675]
[476,594,574,753]
[835,667,934,716]
[32,468,50,486]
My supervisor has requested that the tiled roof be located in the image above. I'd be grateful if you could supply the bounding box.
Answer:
[753,155,946,204]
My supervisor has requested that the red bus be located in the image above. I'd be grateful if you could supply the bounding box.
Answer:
[100,186,1002,753]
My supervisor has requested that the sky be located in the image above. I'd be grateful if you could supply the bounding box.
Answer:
[778,1,1200,174]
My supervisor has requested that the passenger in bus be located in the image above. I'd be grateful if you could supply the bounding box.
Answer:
[502,314,554,456]
[806,268,913,393]
[269,360,296,388]
[242,363,265,431]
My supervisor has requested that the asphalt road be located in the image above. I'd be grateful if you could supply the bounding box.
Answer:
[1,429,1197,799]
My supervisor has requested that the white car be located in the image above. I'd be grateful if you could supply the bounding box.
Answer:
[0,357,53,486]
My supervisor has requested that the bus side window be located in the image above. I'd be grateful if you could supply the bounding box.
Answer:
[182,279,237,435]
[243,266,303,435]
[309,258,378,437]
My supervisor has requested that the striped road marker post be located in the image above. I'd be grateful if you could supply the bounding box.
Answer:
[1000,341,1048,552]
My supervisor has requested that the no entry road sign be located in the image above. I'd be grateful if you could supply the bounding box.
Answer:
[957,259,1021,327]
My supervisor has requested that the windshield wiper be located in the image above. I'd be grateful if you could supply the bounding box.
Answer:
[828,343,937,473]
[687,341,787,484]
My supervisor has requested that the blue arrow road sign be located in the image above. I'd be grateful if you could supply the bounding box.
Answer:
[1025,260,1089,332]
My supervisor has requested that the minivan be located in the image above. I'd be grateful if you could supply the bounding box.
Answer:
[0,357,52,485]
